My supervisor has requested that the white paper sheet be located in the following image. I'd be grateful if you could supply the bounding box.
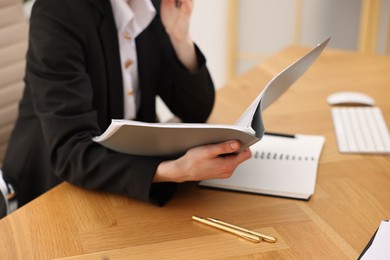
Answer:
[361,221,390,260]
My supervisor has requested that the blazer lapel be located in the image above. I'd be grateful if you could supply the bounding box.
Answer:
[134,0,162,122]
[88,0,124,119]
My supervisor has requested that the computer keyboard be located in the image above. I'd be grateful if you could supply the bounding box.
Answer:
[331,107,390,154]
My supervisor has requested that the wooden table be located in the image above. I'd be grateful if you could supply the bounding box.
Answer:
[1,46,390,259]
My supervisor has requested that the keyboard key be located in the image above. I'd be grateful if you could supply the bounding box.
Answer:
[331,107,390,154]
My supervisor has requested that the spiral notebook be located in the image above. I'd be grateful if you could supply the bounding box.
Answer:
[199,133,325,200]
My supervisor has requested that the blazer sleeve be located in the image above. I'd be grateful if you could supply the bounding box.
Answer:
[27,0,175,206]
[159,43,216,123]
[149,3,216,123]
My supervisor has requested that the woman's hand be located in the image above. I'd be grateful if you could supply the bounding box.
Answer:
[160,0,198,72]
[160,0,193,42]
[154,141,252,183]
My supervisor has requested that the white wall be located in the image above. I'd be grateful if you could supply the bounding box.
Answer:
[191,0,229,88]
[236,0,364,75]
[236,0,390,76]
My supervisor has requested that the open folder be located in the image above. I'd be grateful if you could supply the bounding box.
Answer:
[93,38,330,157]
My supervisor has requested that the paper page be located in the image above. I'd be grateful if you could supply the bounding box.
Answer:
[93,120,258,156]
[235,38,330,130]
[199,134,325,199]
[93,119,256,142]
[361,221,390,260]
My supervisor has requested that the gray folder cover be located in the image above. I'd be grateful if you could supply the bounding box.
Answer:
[93,38,330,157]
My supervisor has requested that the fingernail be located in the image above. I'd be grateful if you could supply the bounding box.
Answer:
[230,141,239,150]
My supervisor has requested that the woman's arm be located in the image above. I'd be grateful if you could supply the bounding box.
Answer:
[160,0,198,73]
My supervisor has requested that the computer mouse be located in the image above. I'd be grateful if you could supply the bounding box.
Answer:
[327,91,375,106]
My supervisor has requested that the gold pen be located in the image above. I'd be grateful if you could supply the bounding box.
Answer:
[192,216,260,243]
[207,217,277,243]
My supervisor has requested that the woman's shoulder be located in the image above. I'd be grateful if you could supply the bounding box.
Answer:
[32,0,91,16]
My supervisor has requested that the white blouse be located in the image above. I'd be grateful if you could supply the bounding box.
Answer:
[109,0,156,119]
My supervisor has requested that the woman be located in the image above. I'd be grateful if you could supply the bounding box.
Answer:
[2,0,251,207]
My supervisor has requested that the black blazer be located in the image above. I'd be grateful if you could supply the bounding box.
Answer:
[3,0,215,206]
